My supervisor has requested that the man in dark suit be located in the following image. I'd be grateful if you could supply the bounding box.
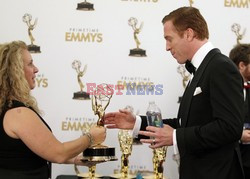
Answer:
[104,7,245,179]
[229,44,250,179]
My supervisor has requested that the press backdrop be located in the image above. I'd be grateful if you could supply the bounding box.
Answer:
[1,0,250,178]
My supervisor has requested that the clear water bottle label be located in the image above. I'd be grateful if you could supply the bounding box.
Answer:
[146,111,163,128]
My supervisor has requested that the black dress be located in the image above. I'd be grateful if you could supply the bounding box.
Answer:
[0,100,51,179]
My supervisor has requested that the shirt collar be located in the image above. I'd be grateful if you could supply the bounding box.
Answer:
[191,41,214,70]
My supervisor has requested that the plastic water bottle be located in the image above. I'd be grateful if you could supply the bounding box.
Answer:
[146,101,163,128]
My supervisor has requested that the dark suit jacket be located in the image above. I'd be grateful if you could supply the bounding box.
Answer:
[140,49,245,179]
[240,87,250,169]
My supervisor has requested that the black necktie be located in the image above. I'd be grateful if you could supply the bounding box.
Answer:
[244,88,249,122]
[185,60,196,75]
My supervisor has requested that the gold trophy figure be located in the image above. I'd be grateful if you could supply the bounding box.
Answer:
[111,130,134,179]
[112,105,135,178]
[151,147,167,179]
[81,84,117,177]
[143,146,167,179]
[72,60,90,100]
[77,0,94,11]
[91,84,113,126]
[22,13,41,53]
[119,130,133,178]
[128,17,146,57]
[231,23,246,45]
[177,64,190,103]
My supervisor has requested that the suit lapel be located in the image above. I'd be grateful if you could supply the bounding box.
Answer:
[178,48,221,127]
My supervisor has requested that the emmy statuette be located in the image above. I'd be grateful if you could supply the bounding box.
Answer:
[143,146,167,179]
[22,13,41,53]
[111,105,136,178]
[79,84,117,178]
[177,64,190,103]
[231,23,246,45]
[128,17,146,57]
[152,146,167,179]
[77,0,94,11]
[72,60,90,100]
[119,130,136,178]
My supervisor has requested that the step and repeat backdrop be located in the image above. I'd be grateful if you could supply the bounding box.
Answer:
[1,0,249,178]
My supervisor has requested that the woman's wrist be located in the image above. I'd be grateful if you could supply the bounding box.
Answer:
[82,132,94,147]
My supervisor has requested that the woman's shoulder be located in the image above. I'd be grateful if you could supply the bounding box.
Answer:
[6,101,35,117]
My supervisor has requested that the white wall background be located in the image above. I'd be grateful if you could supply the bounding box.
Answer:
[1,0,250,178]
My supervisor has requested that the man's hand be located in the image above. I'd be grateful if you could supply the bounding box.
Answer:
[103,109,136,130]
[241,129,250,143]
[139,124,174,149]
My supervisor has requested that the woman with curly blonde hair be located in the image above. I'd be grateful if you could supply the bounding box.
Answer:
[0,41,106,179]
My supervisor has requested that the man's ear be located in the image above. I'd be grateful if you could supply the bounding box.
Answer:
[238,61,246,71]
[185,28,195,41]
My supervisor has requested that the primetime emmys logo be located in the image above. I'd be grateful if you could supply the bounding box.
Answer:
[225,0,250,8]
[61,117,96,131]
[117,76,154,90]
[86,82,163,95]
[84,76,163,95]
[121,0,158,3]
[35,74,48,88]
[116,76,163,95]
[65,28,103,43]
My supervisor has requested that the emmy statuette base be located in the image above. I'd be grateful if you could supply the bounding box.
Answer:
[82,144,117,162]
[73,91,90,100]
[129,48,147,57]
[77,2,94,11]
[28,45,41,53]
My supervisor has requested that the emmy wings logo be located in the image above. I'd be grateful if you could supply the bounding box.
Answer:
[22,13,41,53]
[128,17,147,57]
[65,28,103,43]
[35,74,48,88]
[231,23,246,45]
[225,0,250,8]
[61,117,96,131]
[72,60,90,100]
[177,64,190,103]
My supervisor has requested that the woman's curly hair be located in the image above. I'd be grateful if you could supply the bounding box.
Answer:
[0,40,40,114]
